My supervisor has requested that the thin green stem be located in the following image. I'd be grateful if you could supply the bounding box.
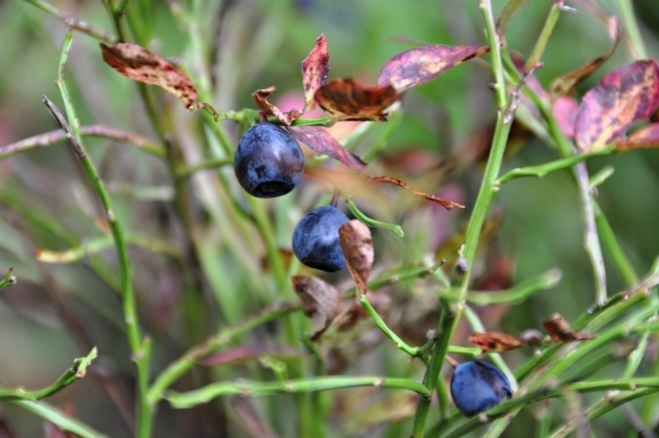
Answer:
[410,2,512,435]
[0,268,16,291]
[11,400,107,438]
[165,376,432,409]
[175,158,234,178]
[23,0,116,43]
[346,198,404,237]
[47,28,151,438]
[617,0,648,60]
[525,2,562,71]
[467,268,562,305]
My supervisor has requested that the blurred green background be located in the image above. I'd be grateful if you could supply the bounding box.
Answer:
[0,0,658,436]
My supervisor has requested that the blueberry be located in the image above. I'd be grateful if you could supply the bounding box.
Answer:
[292,205,350,272]
[234,123,305,198]
[450,361,512,417]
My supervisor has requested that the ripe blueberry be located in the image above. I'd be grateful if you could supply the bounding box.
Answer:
[450,361,512,417]
[292,205,350,272]
[234,123,305,198]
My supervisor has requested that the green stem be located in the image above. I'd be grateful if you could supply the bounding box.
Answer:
[467,268,562,305]
[11,400,107,438]
[0,268,16,291]
[48,28,150,438]
[410,1,512,435]
[175,158,234,178]
[23,0,116,43]
[616,0,648,60]
[165,376,432,409]
[524,2,562,71]
[346,198,404,237]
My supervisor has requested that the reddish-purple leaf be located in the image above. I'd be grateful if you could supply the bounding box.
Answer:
[100,43,214,114]
[618,123,659,150]
[377,45,489,92]
[200,345,301,366]
[339,220,374,295]
[550,17,621,98]
[252,87,301,125]
[315,78,399,122]
[553,96,580,139]
[302,34,330,114]
[288,126,366,169]
[575,60,659,151]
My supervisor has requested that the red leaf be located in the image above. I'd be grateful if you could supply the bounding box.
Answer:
[315,78,399,121]
[100,43,213,113]
[370,176,464,210]
[550,16,621,98]
[302,34,330,114]
[469,332,527,353]
[378,45,489,92]
[543,313,594,342]
[200,345,301,366]
[618,123,659,150]
[339,220,374,295]
[288,126,366,169]
[575,60,659,152]
[553,96,580,139]
[252,87,301,126]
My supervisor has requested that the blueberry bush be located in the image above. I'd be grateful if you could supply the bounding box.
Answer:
[1,0,659,437]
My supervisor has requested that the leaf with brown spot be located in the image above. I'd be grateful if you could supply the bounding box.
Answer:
[377,45,489,92]
[252,87,302,126]
[550,17,621,99]
[617,123,659,150]
[553,96,580,139]
[575,60,659,152]
[302,34,330,113]
[543,313,594,342]
[100,43,213,113]
[469,332,527,354]
[200,345,302,366]
[339,220,374,295]
[292,275,343,341]
[315,78,399,121]
[370,176,464,210]
[288,126,366,169]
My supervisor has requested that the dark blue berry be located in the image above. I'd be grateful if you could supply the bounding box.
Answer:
[234,123,304,198]
[450,361,512,417]
[292,205,350,272]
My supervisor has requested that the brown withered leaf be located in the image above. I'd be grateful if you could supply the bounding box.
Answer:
[543,313,594,342]
[550,17,621,98]
[100,43,214,113]
[469,332,527,353]
[617,123,659,150]
[302,34,330,113]
[200,345,302,366]
[339,220,374,295]
[315,78,399,121]
[575,60,659,152]
[553,96,580,139]
[378,45,489,92]
[288,126,366,169]
[292,275,343,341]
[370,176,464,210]
[252,87,302,125]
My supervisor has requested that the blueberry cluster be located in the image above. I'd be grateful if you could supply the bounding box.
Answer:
[234,123,350,272]
[450,361,512,417]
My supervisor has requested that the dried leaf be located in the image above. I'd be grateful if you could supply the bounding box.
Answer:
[100,43,213,113]
[617,123,659,150]
[553,96,580,139]
[378,45,489,92]
[339,220,374,295]
[543,313,594,342]
[550,17,621,98]
[302,34,330,113]
[288,126,366,169]
[575,60,659,152]
[252,87,302,125]
[292,275,343,341]
[315,78,399,121]
[370,176,464,210]
[200,345,302,366]
[469,332,527,353]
